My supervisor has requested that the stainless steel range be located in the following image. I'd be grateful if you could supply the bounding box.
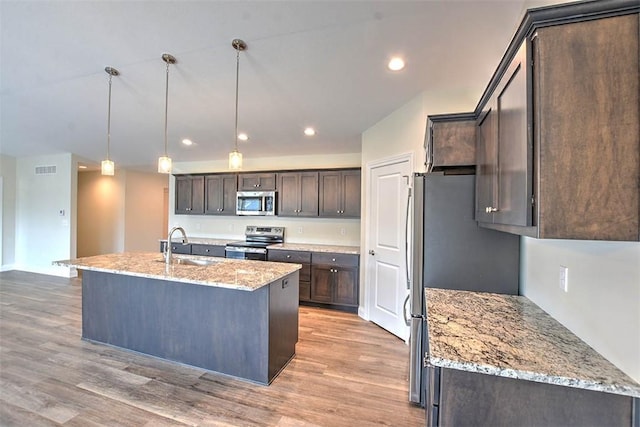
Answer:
[225,226,284,261]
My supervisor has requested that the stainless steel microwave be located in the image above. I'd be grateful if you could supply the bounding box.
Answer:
[236,191,276,216]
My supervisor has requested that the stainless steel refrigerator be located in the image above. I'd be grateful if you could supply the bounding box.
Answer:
[408,172,520,405]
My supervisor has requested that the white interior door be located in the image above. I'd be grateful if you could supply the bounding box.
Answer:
[366,156,412,341]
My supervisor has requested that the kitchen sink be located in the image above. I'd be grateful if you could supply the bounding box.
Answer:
[158,257,222,266]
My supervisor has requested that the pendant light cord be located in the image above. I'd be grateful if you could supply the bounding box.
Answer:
[164,61,170,157]
[234,45,240,152]
[107,74,113,160]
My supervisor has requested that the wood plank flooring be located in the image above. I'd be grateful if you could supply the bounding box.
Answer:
[0,270,424,426]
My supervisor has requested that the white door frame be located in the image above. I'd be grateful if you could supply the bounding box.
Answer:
[360,152,414,321]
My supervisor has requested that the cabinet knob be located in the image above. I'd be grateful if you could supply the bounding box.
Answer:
[205,249,210,253]
[368,250,375,255]
[332,258,336,262]
[286,255,291,259]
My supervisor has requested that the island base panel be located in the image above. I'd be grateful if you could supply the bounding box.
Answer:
[81,270,298,385]
[429,367,635,426]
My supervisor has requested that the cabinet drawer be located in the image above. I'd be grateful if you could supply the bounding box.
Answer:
[191,244,225,257]
[312,252,359,267]
[166,243,191,254]
[268,249,311,264]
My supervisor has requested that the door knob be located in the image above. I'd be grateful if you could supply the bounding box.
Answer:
[368,250,375,255]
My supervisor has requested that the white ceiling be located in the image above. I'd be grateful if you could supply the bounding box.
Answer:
[0,0,561,170]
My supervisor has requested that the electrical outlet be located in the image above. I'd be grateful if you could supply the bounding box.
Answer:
[559,265,569,292]
[340,228,346,236]
[298,227,303,234]
[195,223,201,231]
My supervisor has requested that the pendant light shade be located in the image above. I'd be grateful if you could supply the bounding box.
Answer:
[229,39,246,170]
[102,66,119,176]
[159,53,176,174]
[229,150,243,170]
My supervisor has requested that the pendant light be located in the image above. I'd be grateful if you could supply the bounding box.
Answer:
[158,53,176,174]
[101,66,119,176]
[229,39,246,170]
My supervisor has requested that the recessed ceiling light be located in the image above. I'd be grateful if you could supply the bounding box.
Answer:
[182,139,193,146]
[388,57,405,71]
[304,127,316,136]
[78,165,87,169]
[237,133,249,141]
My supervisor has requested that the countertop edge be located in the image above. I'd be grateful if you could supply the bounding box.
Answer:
[428,357,640,399]
[267,243,360,255]
[54,255,301,292]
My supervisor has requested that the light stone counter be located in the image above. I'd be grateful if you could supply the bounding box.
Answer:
[267,243,360,255]
[160,237,234,246]
[425,288,640,398]
[55,252,300,292]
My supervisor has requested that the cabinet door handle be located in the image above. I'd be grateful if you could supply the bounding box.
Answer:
[485,207,498,213]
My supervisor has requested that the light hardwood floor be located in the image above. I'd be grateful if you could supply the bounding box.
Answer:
[0,270,424,426]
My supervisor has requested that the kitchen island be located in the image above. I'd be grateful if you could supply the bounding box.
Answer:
[56,252,301,385]
[424,288,640,426]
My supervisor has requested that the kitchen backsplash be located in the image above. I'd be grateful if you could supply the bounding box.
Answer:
[169,215,361,247]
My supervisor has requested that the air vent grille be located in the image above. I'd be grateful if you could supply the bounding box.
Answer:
[35,165,57,175]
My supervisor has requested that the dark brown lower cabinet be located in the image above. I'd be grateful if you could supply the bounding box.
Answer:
[160,241,191,254]
[190,244,225,257]
[268,249,359,310]
[160,242,225,257]
[426,366,638,427]
[310,252,359,311]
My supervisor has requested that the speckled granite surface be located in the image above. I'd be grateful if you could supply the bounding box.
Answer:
[425,288,640,398]
[55,252,300,292]
[267,243,360,254]
[160,237,234,245]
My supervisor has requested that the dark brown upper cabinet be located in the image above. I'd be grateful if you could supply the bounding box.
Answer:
[278,171,319,217]
[426,113,476,170]
[475,40,531,228]
[319,169,361,218]
[238,173,277,191]
[175,175,204,215]
[473,2,639,241]
[205,174,237,215]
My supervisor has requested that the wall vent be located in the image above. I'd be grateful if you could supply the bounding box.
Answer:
[35,165,57,175]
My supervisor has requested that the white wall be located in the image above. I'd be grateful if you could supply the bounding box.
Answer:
[14,153,76,276]
[77,170,169,257]
[77,171,126,257]
[169,153,362,246]
[521,238,640,382]
[124,171,169,252]
[0,154,17,270]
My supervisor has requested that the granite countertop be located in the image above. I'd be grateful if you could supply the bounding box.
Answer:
[55,252,300,292]
[267,243,360,255]
[425,288,640,398]
[160,237,234,245]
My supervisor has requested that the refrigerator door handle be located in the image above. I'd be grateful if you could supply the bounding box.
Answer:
[404,185,412,290]
[403,293,411,326]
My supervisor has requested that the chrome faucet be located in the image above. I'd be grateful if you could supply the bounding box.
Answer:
[165,226,189,265]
